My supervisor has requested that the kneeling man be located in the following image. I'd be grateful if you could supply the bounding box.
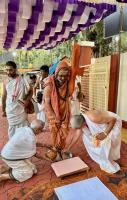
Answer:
[70,110,122,174]
[0,119,45,182]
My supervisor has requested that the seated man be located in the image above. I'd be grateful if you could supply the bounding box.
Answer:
[70,110,122,174]
[0,119,46,183]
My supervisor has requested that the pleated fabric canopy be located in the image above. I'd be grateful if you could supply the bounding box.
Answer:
[0,0,118,50]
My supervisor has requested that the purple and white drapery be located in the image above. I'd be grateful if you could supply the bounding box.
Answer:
[0,0,117,50]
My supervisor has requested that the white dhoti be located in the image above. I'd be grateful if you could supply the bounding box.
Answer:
[82,112,122,173]
[71,77,81,116]
[1,127,37,182]
[37,102,48,129]
[3,159,37,182]
[71,100,80,116]
[5,76,30,138]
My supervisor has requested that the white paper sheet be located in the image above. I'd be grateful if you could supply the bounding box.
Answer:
[55,177,118,200]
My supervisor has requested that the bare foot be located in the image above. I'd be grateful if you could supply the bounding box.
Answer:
[54,152,63,162]
[45,151,63,162]
[0,165,9,174]
[61,152,73,160]
[0,174,10,182]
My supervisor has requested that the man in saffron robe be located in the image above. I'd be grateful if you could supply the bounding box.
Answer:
[43,45,85,159]
[43,60,71,153]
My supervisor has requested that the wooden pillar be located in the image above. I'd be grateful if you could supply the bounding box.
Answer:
[108,54,127,128]
[108,54,119,112]
[79,46,92,66]
[72,43,94,112]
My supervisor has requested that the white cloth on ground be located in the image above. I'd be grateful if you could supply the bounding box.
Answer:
[82,112,122,173]
[3,158,37,182]
[8,120,29,138]
[1,127,36,160]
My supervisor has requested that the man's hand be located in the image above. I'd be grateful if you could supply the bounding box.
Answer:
[22,100,30,107]
[18,99,29,108]
[2,111,6,117]
[95,132,107,141]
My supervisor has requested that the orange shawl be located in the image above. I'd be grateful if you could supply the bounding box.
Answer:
[69,43,85,96]
[44,61,71,149]
[44,48,85,149]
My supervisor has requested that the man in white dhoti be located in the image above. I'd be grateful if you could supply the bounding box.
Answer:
[70,110,122,174]
[0,119,45,183]
[33,65,49,129]
[2,61,33,138]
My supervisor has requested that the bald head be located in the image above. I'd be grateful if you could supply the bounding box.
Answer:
[30,119,44,134]
[70,114,85,129]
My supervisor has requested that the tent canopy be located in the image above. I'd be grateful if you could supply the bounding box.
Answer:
[0,0,118,50]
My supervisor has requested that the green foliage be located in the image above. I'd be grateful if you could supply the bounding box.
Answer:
[85,21,113,57]
[10,40,73,69]
[121,32,127,52]
[84,21,127,56]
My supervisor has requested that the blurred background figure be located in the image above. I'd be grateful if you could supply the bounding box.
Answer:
[29,74,37,87]
[33,65,49,130]
[71,76,85,116]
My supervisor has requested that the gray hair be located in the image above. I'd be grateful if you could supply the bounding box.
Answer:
[70,114,85,129]
[30,119,44,129]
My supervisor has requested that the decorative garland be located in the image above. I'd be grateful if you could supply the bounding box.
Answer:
[0,0,117,50]
[54,0,127,4]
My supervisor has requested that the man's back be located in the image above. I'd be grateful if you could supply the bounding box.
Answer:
[1,127,36,160]
[85,110,120,125]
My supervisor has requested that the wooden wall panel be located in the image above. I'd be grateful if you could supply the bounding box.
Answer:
[108,54,119,112]
[79,46,92,66]
[122,121,127,129]
[108,54,127,128]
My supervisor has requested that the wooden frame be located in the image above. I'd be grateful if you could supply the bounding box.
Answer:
[122,121,127,129]
[108,54,119,112]
[108,54,127,129]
